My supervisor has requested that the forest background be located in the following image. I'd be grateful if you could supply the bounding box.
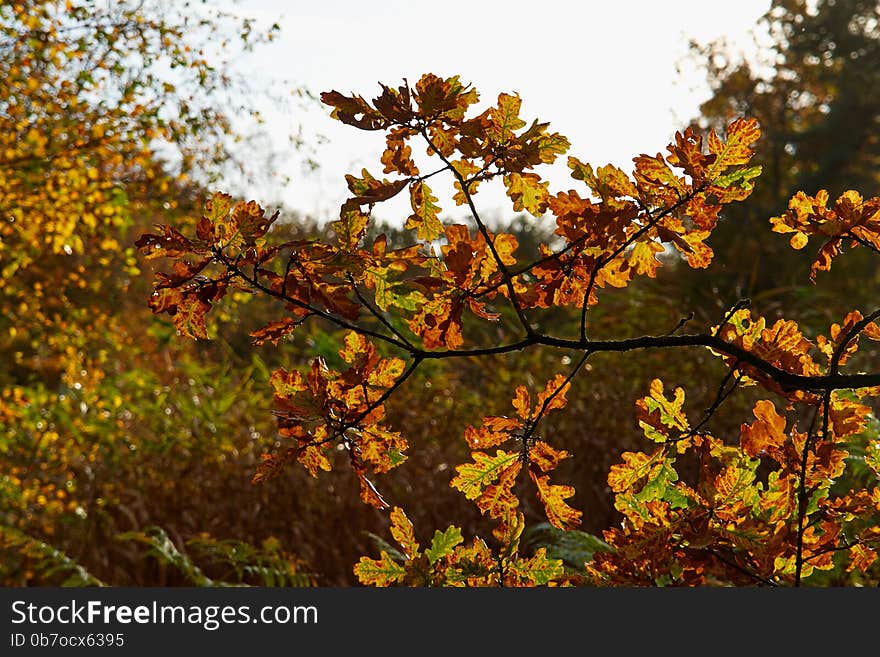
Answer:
[2,0,879,586]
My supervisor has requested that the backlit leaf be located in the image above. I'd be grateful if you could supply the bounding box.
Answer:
[389,506,419,558]
[504,172,549,215]
[635,379,689,443]
[406,181,443,241]
[477,461,522,518]
[528,440,570,473]
[426,526,464,565]
[450,450,519,501]
[489,93,526,143]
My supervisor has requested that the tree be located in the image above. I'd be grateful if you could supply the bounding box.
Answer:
[139,73,880,586]
[0,1,320,586]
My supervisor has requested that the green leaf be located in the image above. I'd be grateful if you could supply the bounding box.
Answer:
[368,267,426,312]
[635,460,680,503]
[713,164,762,189]
[426,526,464,565]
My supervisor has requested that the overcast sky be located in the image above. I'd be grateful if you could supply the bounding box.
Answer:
[220,0,772,225]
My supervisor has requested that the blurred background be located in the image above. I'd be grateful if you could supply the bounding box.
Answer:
[1,0,878,586]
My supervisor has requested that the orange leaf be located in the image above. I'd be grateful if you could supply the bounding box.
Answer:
[389,506,419,557]
[488,92,526,143]
[535,374,571,416]
[321,90,388,130]
[627,240,665,277]
[706,117,761,175]
[607,450,663,493]
[357,470,390,510]
[530,468,582,530]
[464,416,523,450]
[511,386,531,421]
[450,450,519,500]
[297,444,332,478]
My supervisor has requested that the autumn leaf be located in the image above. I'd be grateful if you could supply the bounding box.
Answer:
[149,282,225,340]
[205,191,236,246]
[135,225,196,259]
[293,444,331,478]
[633,153,687,200]
[414,73,477,120]
[711,165,762,201]
[607,449,665,493]
[345,168,409,207]
[705,117,761,177]
[356,469,390,510]
[492,509,525,559]
[512,386,531,421]
[758,471,796,523]
[477,461,522,519]
[740,400,788,460]
[234,199,278,246]
[666,126,713,183]
[626,240,665,277]
[381,126,419,176]
[635,379,689,443]
[357,425,408,474]
[406,180,443,240]
[847,544,877,573]
[354,552,405,586]
[389,506,420,558]
[712,460,757,510]
[450,450,519,501]
[321,90,389,130]
[250,317,301,346]
[366,258,426,313]
[450,158,482,205]
[426,526,464,565]
[507,548,564,585]
[529,440,571,473]
[570,160,639,201]
[464,416,522,450]
[504,172,549,215]
[488,93,526,143]
[331,204,369,250]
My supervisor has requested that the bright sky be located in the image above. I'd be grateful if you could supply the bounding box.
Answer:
[221,0,772,226]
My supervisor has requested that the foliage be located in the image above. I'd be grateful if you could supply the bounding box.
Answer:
[0,1,318,587]
[141,72,880,587]
[116,526,315,587]
[682,0,880,332]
